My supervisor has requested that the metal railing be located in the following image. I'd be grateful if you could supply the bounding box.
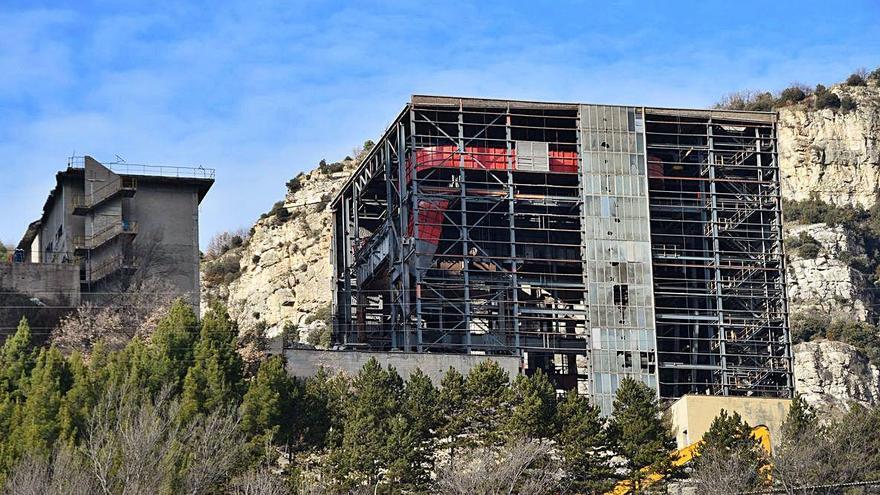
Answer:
[72,176,138,210]
[74,221,138,251]
[68,156,215,180]
[89,254,136,281]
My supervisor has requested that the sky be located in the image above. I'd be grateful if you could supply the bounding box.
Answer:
[1,0,878,248]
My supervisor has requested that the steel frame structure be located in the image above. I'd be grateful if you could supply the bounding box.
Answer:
[332,96,792,410]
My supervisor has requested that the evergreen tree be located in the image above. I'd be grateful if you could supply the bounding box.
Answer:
[300,367,349,450]
[508,368,557,439]
[0,317,36,398]
[694,409,768,490]
[555,391,616,493]
[437,367,467,454]
[5,347,71,476]
[609,377,675,491]
[464,360,511,446]
[58,351,99,443]
[180,303,244,421]
[148,299,200,394]
[781,394,818,440]
[338,358,402,485]
[386,369,438,488]
[239,356,298,450]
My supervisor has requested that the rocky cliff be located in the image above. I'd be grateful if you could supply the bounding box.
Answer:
[779,84,880,208]
[201,155,360,353]
[794,340,880,413]
[785,223,873,320]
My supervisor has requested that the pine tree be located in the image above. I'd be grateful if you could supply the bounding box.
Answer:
[386,369,438,488]
[239,356,298,450]
[464,360,511,446]
[8,347,71,469]
[694,409,768,490]
[148,299,200,394]
[58,351,100,443]
[437,367,467,454]
[555,391,616,493]
[338,358,402,485]
[508,368,557,439]
[180,303,244,421]
[300,367,349,450]
[782,394,817,440]
[0,317,36,398]
[609,377,675,490]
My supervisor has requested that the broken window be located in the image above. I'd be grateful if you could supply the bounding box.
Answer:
[613,284,629,307]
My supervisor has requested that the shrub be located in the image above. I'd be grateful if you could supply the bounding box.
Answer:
[815,84,827,95]
[716,90,776,111]
[267,201,291,223]
[815,91,841,110]
[787,231,821,258]
[306,325,332,348]
[869,67,880,82]
[205,229,250,258]
[286,174,304,194]
[304,303,332,327]
[779,86,807,104]
[841,96,858,112]
[318,160,345,175]
[203,255,241,285]
[846,73,867,86]
[790,311,831,344]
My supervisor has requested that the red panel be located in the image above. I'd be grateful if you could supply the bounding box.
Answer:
[409,145,580,176]
[407,199,449,247]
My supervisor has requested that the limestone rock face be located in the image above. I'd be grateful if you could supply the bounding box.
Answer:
[794,340,880,413]
[201,160,357,344]
[785,223,872,320]
[778,85,880,208]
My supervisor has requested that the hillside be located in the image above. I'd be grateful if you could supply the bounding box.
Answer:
[201,151,365,358]
[203,75,880,412]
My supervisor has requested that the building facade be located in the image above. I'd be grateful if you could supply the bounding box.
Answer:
[17,156,213,310]
[331,96,792,412]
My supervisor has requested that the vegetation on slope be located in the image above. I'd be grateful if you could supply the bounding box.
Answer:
[716,67,880,112]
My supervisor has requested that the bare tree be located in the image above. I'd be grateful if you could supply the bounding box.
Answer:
[82,385,244,495]
[179,407,244,495]
[2,446,97,495]
[688,444,767,495]
[435,438,561,495]
[227,469,291,495]
[205,228,250,260]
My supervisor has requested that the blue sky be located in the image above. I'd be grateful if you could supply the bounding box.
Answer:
[1,0,878,248]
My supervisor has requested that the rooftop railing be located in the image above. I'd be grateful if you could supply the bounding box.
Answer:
[68,156,215,180]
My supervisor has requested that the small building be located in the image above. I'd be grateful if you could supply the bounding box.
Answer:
[15,156,214,311]
[669,394,791,449]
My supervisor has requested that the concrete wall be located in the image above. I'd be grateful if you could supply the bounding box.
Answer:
[284,349,522,384]
[127,180,202,309]
[669,395,791,450]
[0,262,80,306]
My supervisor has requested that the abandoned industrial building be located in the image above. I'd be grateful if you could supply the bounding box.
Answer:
[10,156,214,311]
[331,95,791,413]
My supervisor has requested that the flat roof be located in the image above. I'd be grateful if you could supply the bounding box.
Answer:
[19,156,215,248]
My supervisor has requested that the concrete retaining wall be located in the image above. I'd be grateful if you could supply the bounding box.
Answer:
[0,262,80,306]
[284,349,522,384]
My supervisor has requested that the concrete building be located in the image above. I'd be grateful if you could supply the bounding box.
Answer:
[332,95,792,414]
[669,395,791,449]
[15,156,214,310]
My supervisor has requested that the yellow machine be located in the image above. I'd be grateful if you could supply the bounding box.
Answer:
[608,425,772,494]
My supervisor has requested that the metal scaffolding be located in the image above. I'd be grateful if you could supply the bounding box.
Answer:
[331,96,792,411]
